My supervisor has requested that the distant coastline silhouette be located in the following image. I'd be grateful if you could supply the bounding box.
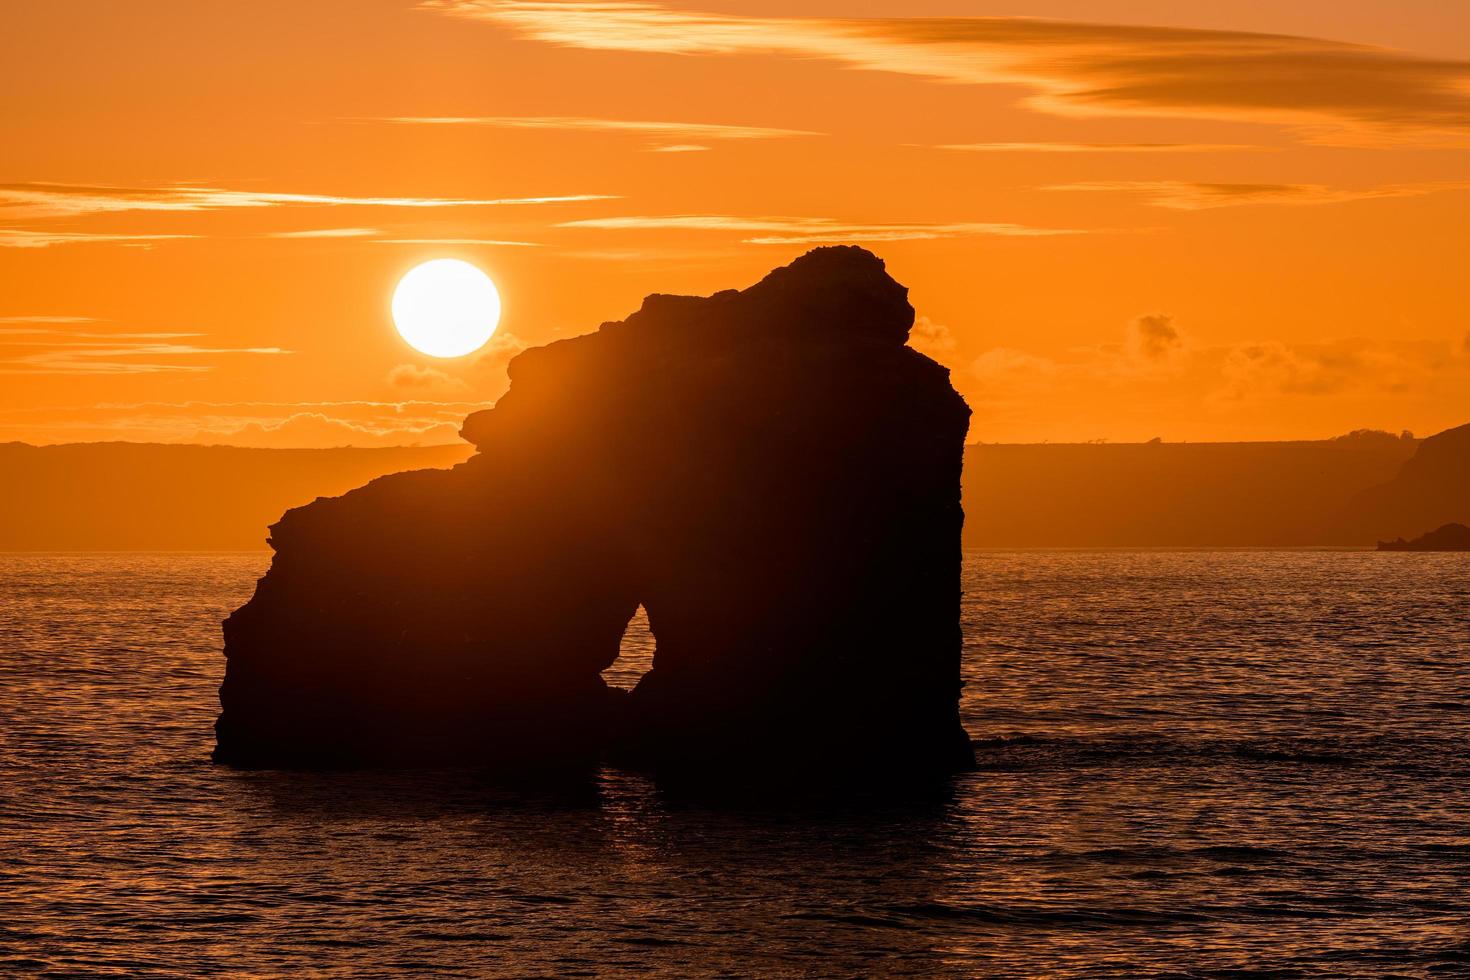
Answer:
[7,425,1467,551]
[1377,522,1470,551]
[215,247,975,777]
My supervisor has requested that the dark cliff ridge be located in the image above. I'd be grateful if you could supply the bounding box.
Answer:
[1351,421,1470,542]
[1377,523,1470,552]
[0,442,472,550]
[6,424,1460,551]
[216,247,975,777]
[962,433,1419,548]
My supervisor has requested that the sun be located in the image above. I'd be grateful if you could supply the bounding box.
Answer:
[391,259,501,358]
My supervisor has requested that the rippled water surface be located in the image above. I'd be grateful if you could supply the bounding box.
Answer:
[3,551,1469,977]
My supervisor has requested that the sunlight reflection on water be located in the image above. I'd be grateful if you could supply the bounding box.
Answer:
[2,551,1468,977]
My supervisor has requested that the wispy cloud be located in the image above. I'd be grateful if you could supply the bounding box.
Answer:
[3,224,545,248]
[971,314,1192,389]
[935,142,1259,154]
[212,412,469,447]
[373,114,818,143]
[558,214,1085,243]
[386,363,471,392]
[967,322,1469,413]
[0,229,200,249]
[265,227,381,239]
[1047,179,1470,210]
[0,315,101,324]
[424,1,1470,144]
[0,182,618,219]
[372,237,542,246]
[742,227,1075,245]
[0,327,199,339]
[1215,338,1464,400]
[556,245,745,262]
[0,328,290,375]
[909,315,957,359]
[0,399,491,447]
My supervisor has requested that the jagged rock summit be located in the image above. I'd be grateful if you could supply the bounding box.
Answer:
[216,247,974,777]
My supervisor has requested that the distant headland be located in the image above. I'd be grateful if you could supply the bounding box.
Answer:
[1378,523,1470,552]
[964,423,1469,548]
[4,423,1466,551]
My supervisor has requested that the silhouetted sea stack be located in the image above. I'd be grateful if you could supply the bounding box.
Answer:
[216,247,974,777]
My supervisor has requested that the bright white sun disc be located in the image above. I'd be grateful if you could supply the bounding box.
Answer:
[392,258,501,358]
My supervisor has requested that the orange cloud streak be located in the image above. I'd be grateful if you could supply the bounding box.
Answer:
[426,1,1470,143]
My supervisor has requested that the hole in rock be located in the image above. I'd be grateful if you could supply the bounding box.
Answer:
[603,604,656,691]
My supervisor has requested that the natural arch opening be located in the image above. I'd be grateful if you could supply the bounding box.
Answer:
[603,603,656,692]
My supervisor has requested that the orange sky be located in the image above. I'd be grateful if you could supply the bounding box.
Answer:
[3,0,1469,446]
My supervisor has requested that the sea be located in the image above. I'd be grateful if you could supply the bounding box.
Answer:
[2,551,1468,978]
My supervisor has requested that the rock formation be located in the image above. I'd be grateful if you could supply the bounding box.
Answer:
[216,247,974,776]
[1377,523,1470,552]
